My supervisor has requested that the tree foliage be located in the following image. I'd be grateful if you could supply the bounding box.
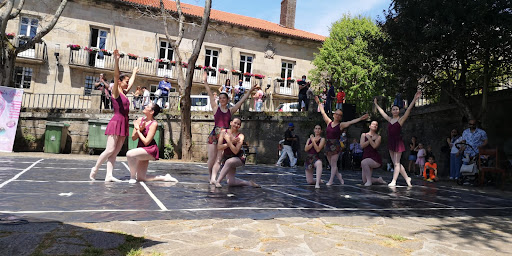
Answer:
[378,0,512,120]
[310,15,387,113]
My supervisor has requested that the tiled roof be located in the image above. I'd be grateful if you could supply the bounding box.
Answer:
[115,0,326,42]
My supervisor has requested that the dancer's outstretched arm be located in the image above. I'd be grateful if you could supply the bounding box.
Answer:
[340,113,369,130]
[315,96,332,125]
[126,67,139,92]
[231,83,257,114]
[399,91,421,126]
[373,97,390,122]
[202,72,219,114]
[111,50,121,99]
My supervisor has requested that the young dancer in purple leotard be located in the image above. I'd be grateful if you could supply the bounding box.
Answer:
[374,91,421,187]
[126,102,178,183]
[315,96,369,186]
[90,50,138,182]
[360,121,386,186]
[202,72,256,184]
[304,124,326,189]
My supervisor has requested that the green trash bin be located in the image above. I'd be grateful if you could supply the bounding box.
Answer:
[128,123,163,154]
[44,122,70,153]
[87,119,110,155]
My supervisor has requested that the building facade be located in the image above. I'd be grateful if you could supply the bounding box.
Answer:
[6,0,325,110]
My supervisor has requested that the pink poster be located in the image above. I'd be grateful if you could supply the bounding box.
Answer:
[0,86,24,152]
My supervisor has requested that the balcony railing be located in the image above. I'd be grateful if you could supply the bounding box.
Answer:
[9,37,48,62]
[68,48,298,97]
[21,92,305,113]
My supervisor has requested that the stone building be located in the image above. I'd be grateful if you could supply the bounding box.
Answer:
[6,0,325,109]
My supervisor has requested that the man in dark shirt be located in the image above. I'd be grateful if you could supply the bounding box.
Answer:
[298,75,309,111]
[325,81,335,114]
[276,123,298,167]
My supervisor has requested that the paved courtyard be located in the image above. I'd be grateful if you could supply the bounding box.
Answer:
[1,153,511,255]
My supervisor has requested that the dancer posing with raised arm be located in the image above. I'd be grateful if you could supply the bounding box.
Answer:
[214,118,260,188]
[360,121,386,186]
[202,72,256,184]
[374,91,421,187]
[126,102,178,183]
[90,50,138,181]
[315,96,369,185]
[304,125,326,189]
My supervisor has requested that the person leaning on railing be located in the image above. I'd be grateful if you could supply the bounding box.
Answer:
[95,73,111,110]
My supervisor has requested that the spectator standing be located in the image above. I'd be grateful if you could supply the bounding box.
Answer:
[254,86,264,112]
[408,136,418,174]
[276,123,298,167]
[447,129,463,179]
[219,79,233,100]
[95,73,111,110]
[233,79,246,104]
[461,119,488,157]
[317,88,327,112]
[393,93,404,109]
[298,75,309,111]
[325,81,336,114]
[416,143,426,176]
[157,75,172,108]
[141,87,150,110]
[336,87,345,110]
[131,86,142,110]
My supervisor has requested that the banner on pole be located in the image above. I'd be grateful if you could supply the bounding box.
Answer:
[0,86,24,152]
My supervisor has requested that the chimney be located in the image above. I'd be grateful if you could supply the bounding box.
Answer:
[280,0,296,29]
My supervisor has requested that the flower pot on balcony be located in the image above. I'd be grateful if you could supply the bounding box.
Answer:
[6,35,14,39]
[128,56,138,60]
[144,59,152,63]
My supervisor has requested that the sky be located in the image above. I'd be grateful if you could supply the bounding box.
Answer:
[179,0,392,36]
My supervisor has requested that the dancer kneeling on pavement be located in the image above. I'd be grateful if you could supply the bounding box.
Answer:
[360,121,386,186]
[126,102,178,183]
[214,118,260,188]
[315,96,369,186]
[304,125,326,189]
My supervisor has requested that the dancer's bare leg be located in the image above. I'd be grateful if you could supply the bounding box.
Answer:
[314,160,323,188]
[207,144,217,182]
[327,154,343,185]
[127,148,152,182]
[388,150,411,187]
[105,136,125,182]
[361,158,383,186]
[90,135,119,180]
[305,168,315,185]
[210,149,223,184]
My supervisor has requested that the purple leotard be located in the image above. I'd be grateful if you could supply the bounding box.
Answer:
[387,122,405,152]
[137,118,159,160]
[105,93,130,136]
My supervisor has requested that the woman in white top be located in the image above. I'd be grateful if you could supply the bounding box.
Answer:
[447,129,463,179]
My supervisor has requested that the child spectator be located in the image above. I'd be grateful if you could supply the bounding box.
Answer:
[416,143,426,176]
[425,144,434,161]
[336,87,345,110]
[423,155,438,182]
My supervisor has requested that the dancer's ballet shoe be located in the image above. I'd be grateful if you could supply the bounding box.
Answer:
[163,174,178,182]
[315,184,320,189]
[406,177,412,187]
[326,182,333,186]
[250,180,261,188]
[340,179,345,185]
[105,176,121,182]
[377,177,385,184]
[388,182,396,187]
[215,182,222,188]
[364,181,372,186]
[128,179,137,184]
[89,167,98,180]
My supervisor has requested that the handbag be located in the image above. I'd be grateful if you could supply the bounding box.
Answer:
[154,89,162,97]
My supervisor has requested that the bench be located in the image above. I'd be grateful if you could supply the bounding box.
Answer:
[242,142,258,164]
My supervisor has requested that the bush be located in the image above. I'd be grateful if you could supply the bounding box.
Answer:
[163,143,174,159]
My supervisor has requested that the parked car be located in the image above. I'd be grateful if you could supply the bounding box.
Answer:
[275,102,299,112]
[190,95,234,111]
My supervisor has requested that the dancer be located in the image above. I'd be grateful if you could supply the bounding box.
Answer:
[374,91,421,187]
[126,102,178,183]
[304,125,326,188]
[360,121,386,186]
[90,50,138,181]
[315,96,369,185]
[214,118,260,188]
[203,72,255,184]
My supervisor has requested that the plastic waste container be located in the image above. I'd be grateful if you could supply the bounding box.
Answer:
[128,123,163,154]
[87,119,110,155]
[44,121,70,153]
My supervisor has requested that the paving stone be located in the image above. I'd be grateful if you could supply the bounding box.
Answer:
[81,231,125,249]
[0,233,44,256]
[43,243,88,255]
[55,237,87,245]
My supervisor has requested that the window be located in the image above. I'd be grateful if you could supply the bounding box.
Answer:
[204,49,219,84]
[18,17,38,58]
[239,54,253,83]
[13,67,33,89]
[84,75,95,95]
[158,41,174,77]
[89,28,108,67]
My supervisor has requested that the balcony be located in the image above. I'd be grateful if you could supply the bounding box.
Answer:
[68,48,298,97]
[9,37,48,63]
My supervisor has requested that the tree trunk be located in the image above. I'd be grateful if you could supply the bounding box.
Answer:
[478,48,491,125]
[180,70,194,160]
[0,48,16,87]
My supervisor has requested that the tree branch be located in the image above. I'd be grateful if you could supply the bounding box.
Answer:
[16,0,68,54]
[8,0,24,20]
[0,0,14,35]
